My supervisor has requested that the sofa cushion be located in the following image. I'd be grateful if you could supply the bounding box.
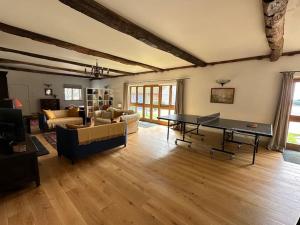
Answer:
[53,110,69,118]
[77,122,126,145]
[94,110,102,118]
[95,118,112,125]
[101,111,112,119]
[47,117,83,129]
[43,110,56,120]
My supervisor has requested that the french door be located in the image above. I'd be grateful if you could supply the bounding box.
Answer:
[129,84,176,124]
[287,79,300,150]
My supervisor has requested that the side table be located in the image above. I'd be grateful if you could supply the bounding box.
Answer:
[0,135,40,192]
[23,114,39,134]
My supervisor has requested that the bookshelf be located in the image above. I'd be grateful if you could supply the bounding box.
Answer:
[85,88,114,118]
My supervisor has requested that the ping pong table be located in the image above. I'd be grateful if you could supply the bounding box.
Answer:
[158,113,273,164]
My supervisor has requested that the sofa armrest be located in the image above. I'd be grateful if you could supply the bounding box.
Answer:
[38,113,48,131]
[120,113,140,123]
[56,126,78,159]
[79,110,86,125]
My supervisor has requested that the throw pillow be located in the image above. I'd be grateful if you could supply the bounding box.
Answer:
[43,110,56,120]
[68,107,79,117]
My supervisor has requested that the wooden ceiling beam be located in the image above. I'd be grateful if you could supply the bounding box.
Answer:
[262,0,289,61]
[106,50,300,78]
[59,0,207,67]
[0,22,162,71]
[0,46,133,76]
[0,65,101,79]
[0,58,116,78]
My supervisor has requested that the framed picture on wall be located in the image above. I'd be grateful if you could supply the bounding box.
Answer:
[211,88,235,104]
[45,88,53,96]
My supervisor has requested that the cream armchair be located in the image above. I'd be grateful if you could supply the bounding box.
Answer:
[94,108,140,134]
[120,113,140,134]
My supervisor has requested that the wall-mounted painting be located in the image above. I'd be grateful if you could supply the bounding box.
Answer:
[211,88,235,104]
[45,88,53,96]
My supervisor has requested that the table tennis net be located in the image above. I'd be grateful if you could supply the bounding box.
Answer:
[196,112,220,124]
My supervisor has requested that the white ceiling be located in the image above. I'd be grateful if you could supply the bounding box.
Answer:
[0,0,300,77]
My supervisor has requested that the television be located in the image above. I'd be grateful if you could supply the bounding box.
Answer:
[0,99,14,108]
[0,108,25,143]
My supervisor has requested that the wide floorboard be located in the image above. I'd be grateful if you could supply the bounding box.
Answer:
[1,125,300,225]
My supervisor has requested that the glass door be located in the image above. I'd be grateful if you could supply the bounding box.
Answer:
[287,80,300,150]
[129,84,176,124]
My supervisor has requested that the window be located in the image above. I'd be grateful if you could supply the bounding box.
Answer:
[153,87,159,105]
[64,85,82,101]
[171,85,176,105]
[161,86,170,105]
[145,87,151,104]
[130,87,137,103]
[137,87,144,104]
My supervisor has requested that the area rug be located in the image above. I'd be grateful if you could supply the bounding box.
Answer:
[283,150,300,165]
[139,121,157,128]
[30,136,49,156]
[42,132,57,150]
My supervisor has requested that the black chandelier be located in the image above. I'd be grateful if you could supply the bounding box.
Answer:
[87,60,110,78]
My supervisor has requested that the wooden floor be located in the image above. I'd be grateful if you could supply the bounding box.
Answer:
[1,125,300,225]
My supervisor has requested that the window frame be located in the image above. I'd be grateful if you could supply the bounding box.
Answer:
[64,87,82,101]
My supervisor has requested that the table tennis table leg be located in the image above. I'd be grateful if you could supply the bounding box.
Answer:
[211,129,235,157]
[252,135,259,164]
[167,120,170,140]
[175,122,192,147]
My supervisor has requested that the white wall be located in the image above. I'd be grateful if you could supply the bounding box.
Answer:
[91,55,300,124]
[6,71,91,114]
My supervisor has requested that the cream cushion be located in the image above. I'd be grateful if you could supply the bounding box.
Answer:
[47,117,83,129]
[77,122,126,145]
[95,118,112,125]
[43,110,56,119]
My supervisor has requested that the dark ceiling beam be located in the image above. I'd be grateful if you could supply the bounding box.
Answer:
[0,58,116,78]
[208,54,270,65]
[59,0,207,67]
[107,50,300,78]
[262,0,289,61]
[0,46,134,76]
[0,22,162,71]
[0,65,101,79]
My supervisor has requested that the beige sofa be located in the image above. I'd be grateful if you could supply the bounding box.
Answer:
[94,107,140,134]
[40,109,84,130]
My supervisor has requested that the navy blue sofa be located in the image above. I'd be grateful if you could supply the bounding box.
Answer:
[56,125,127,164]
